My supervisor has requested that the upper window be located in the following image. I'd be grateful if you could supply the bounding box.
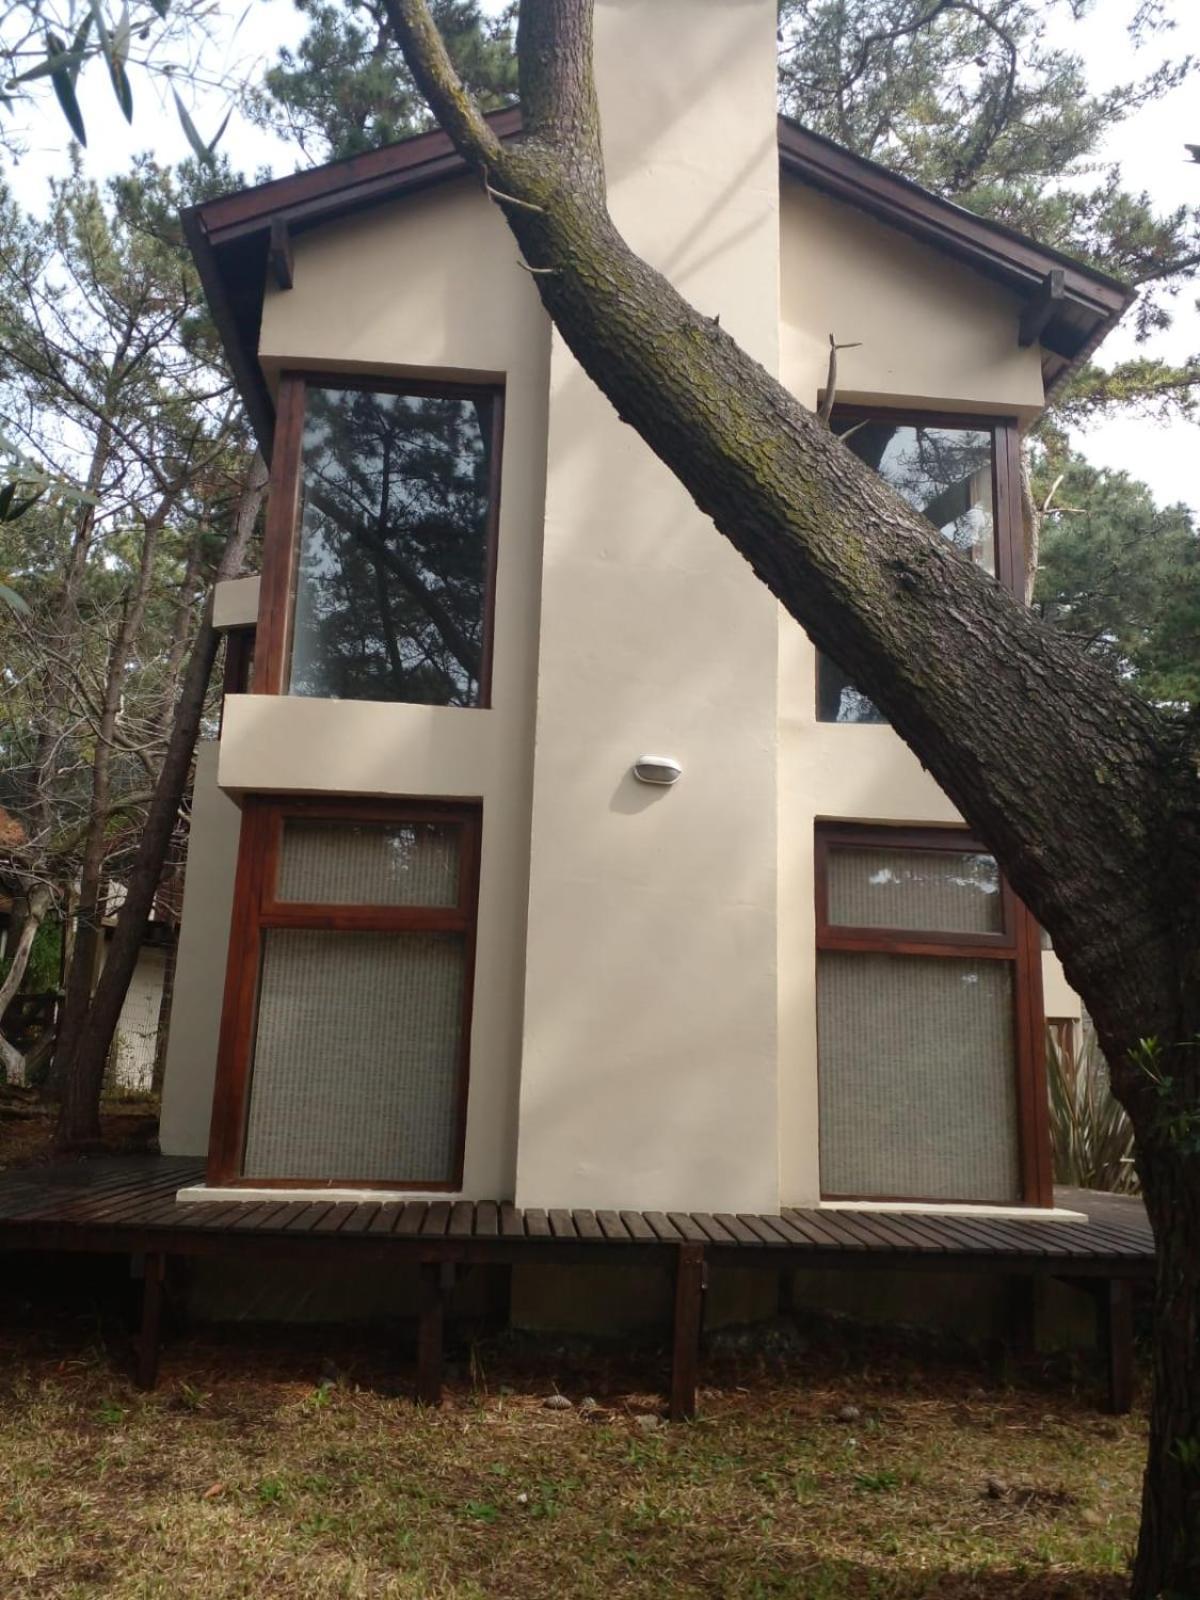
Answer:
[260,376,502,708]
[817,410,1016,724]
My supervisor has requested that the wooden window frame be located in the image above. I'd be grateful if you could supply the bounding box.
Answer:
[207,796,482,1191]
[814,822,1052,1207]
[254,371,505,706]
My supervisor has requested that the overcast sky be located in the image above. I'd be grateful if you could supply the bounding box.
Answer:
[5,0,1197,513]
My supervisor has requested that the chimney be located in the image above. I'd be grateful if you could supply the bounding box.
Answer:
[516,0,783,1214]
[592,0,781,370]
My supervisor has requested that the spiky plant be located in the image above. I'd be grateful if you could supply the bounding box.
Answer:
[1047,1022,1139,1193]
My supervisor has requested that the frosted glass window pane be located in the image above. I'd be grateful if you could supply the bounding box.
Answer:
[243,929,464,1182]
[818,952,1020,1202]
[818,420,995,723]
[289,386,494,707]
[828,846,1001,934]
[277,820,459,907]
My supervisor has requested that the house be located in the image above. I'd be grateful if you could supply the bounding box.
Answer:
[159,0,1128,1223]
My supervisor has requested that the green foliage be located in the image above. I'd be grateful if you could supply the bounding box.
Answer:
[1130,1037,1200,1156]
[0,1,231,158]
[250,0,516,163]
[1032,447,1200,706]
[0,916,60,994]
[1046,1023,1138,1193]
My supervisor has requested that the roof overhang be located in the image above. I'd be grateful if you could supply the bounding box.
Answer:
[776,120,1134,405]
[184,106,1134,457]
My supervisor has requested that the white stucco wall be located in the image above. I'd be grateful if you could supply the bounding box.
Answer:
[215,175,553,1199]
[775,177,1047,1203]
[513,0,783,1212]
[159,742,242,1154]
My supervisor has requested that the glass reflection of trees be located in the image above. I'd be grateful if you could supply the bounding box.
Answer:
[818,419,995,725]
[289,385,495,707]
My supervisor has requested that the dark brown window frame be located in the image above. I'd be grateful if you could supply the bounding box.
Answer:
[208,795,482,1191]
[254,371,505,707]
[814,822,1051,1207]
[816,407,1024,722]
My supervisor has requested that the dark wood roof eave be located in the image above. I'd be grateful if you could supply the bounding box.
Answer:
[188,107,1134,455]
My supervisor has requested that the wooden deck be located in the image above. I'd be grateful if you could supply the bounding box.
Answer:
[0,1157,1155,1417]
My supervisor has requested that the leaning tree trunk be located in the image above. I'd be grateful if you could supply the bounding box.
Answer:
[56,456,267,1148]
[385,3,1200,1591]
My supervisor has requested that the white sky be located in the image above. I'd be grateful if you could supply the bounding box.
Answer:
[5,0,1198,513]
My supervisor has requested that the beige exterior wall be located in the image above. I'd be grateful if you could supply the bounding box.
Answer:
[213,576,260,630]
[214,175,553,1198]
[512,0,783,1213]
[159,742,242,1155]
[775,179,1047,1204]
[163,0,1064,1209]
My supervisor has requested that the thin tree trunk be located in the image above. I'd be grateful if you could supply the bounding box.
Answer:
[0,882,53,1084]
[56,455,267,1148]
[385,5,1200,1590]
[52,495,173,1093]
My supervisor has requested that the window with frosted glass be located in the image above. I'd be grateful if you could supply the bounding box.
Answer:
[818,417,997,724]
[288,384,498,707]
[816,827,1028,1204]
[213,801,479,1188]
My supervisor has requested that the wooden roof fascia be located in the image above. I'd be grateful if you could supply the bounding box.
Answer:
[187,106,1135,457]
[776,119,1132,320]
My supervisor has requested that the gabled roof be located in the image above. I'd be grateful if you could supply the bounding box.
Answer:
[184,106,1133,456]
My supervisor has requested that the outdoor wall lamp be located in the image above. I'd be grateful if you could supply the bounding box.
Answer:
[632,755,683,786]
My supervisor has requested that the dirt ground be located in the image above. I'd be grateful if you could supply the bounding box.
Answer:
[0,1267,1146,1600]
[0,1085,158,1167]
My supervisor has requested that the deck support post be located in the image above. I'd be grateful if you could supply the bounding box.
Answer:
[669,1243,706,1422]
[135,1252,166,1391]
[1099,1277,1135,1415]
[417,1261,454,1407]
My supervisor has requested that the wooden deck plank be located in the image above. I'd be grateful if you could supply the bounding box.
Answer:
[421,1202,452,1237]
[475,1201,499,1238]
[667,1213,709,1244]
[280,1203,337,1232]
[315,1202,361,1234]
[393,1203,426,1236]
[789,1211,872,1251]
[619,1210,656,1242]
[754,1214,811,1248]
[499,1203,524,1238]
[367,1204,403,1235]
[524,1209,551,1239]
[644,1212,683,1243]
[449,1202,476,1238]
[773,1210,837,1248]
[690,1213,738,1245]
[839,1213,922,1252]
[595,1210,630,1241]
[739,1214,787,1248]
[712,1213,760,1246]
[548,1209,577,1239]
[338,1204,383,1234]
[573,1210,604,1241]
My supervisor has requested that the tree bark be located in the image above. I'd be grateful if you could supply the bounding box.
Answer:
[52,494,172,1093]
[385,4,1200,1591]
[0,882,53,1084]
[55,455,267,1148]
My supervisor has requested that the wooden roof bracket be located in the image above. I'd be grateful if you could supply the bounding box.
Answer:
[268,216,294,292]
[1018,268,1064,348]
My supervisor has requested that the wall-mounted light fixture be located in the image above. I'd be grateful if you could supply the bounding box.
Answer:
[632,754,683,787]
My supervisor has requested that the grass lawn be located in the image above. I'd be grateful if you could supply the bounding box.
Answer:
[0,1305,1145,1599]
